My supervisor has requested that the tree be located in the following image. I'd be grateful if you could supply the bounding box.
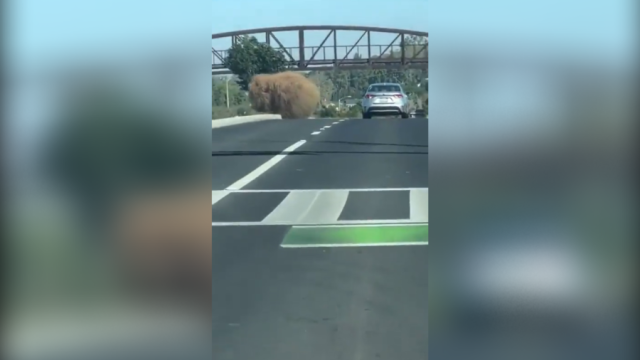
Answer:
[307,72,334,104]
[326,70,350,101]
[223,36,287,91]
[212,76,246,107]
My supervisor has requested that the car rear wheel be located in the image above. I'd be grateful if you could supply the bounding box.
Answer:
[401,112,409,119]
[362,113,372,119]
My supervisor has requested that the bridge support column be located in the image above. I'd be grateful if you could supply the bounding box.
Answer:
[367,31,371,64]
[333,31,338,67]
[401,34,406,65]
[298,30,305,69]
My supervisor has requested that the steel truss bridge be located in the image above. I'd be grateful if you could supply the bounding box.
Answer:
[212,25,428,75]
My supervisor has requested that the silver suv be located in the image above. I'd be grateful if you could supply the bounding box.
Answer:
[361,83,410,119]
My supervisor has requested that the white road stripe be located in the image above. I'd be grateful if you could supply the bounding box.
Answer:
[296,223,424,228]
[215,187,428,193]
[410,188,429,222]
[311,131,321,135]
[281,241,428,248]
[225,140,306,190]
[212,219,428,226]
[332,122,339,124]
[211,190,228,205]
[262,191,318,224]
[297,190,349,224]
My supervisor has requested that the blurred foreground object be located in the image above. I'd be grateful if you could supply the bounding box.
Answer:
[3,1,212,359]
[428,0,639,359]
[6,77,212,360]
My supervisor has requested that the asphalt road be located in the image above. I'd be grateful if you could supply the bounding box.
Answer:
[212,118,428,360]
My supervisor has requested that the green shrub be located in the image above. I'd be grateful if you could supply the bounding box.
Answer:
[236,106,253,116]
[211,106,235,119]
[345,104,362,118]
[212,105,256,119]
[317,105,339,118]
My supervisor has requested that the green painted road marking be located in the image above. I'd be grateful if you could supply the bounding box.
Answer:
[280,224,428,248]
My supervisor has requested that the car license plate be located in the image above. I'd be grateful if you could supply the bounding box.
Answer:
[374,97,390,103]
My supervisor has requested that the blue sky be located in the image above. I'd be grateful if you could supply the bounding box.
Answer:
[6,0,211,70]
[427,0,636,62]
[6,0,635,69]
[212,0,427,33]
[211,0,428,56]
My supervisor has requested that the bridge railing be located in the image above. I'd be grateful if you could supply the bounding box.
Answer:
[212,26,428,73]
[212,44,428,68]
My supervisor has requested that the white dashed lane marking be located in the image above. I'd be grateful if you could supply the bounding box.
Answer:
[225,140,307,191]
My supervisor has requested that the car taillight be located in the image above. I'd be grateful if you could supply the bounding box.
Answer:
[365,94,375,99]
[394,94,403,98]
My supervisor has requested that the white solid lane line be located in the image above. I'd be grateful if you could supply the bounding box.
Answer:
[219,187,428,193]
[281,241,428,248]
[212,219,428,226]
[211,190,228,205]
[297,223,424,228]
[410,188,429,222]
[225,139,307,190]
[261,191,318,224]
[296,190,349,224]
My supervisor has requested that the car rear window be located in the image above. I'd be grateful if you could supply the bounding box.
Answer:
[368,85,402,93]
